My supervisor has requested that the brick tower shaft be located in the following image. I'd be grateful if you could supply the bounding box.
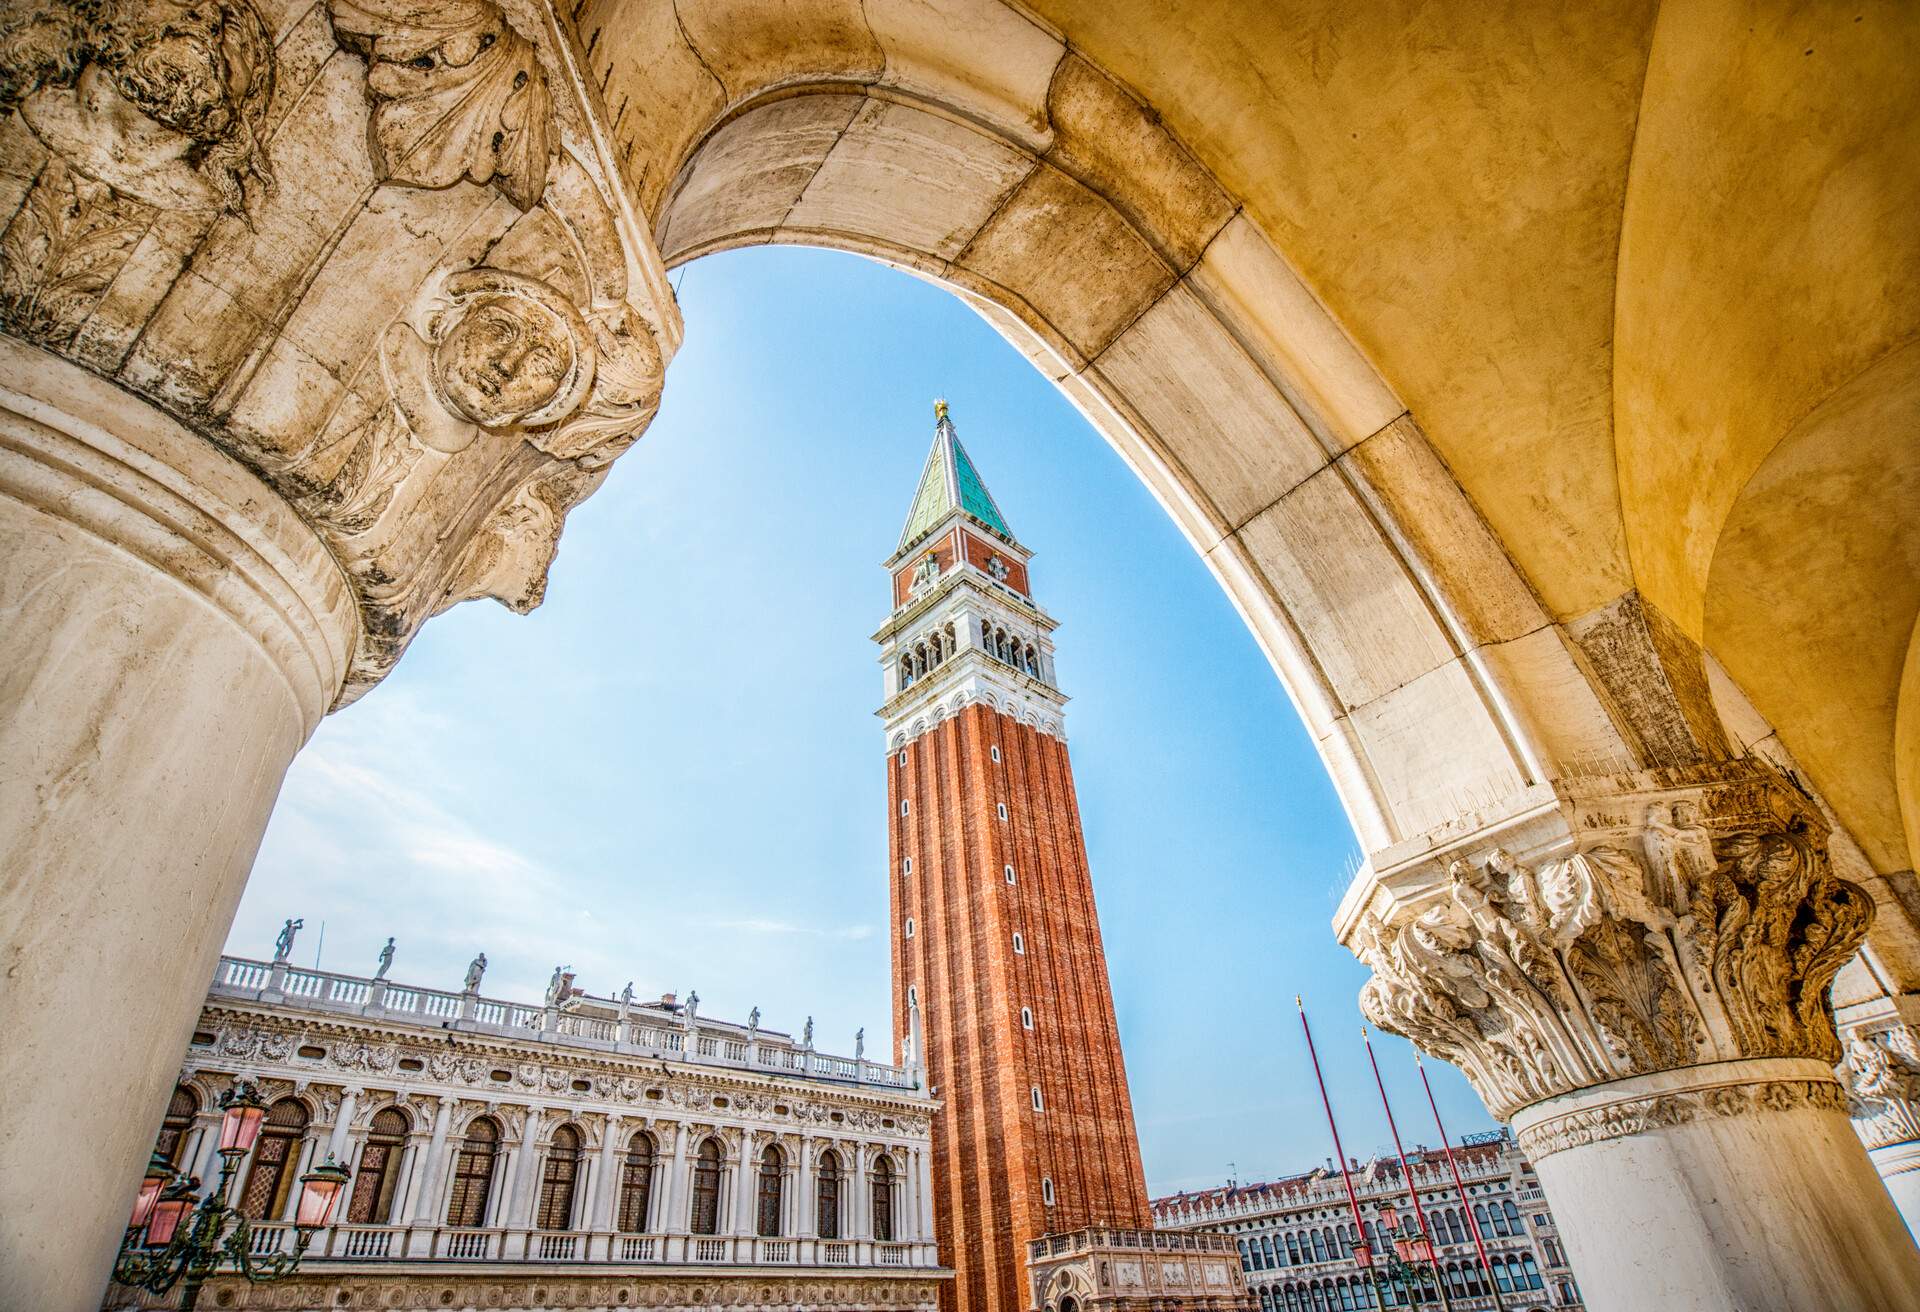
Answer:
[877,404,1150,1312]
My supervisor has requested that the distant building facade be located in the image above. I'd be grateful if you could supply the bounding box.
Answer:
[1151,1134,1582,1312]
[114,948,946,1311]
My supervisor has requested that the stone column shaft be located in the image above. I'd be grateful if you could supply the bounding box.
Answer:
[0,345,355,1312]
[411,1099,456,1226]
[1344,765,1920,1309]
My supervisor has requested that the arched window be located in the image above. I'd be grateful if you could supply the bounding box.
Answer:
[757,1143,784,1237]
[1310,1283,1328,1311]
[1257,1286,1273,1312]
[446,1117,499,1227]
[348,1107,410,1223]
[1287,1232,1302,1263]
[1543,1236,1562,1267]
[1337,1224,1352,1256]
[1445,1209,1466,1245]
[155,1085,197,1165]
[816,1149,842,1239]
[1310,1229,1328,1262]
[1239,1239,1251,1270]
[1518,1254,1542,1290]
[1261,1236,1276,1267]
[1502,1199,1521,1230]
[1492,1257,1514,1294]
[618,1131,656,1232]
[871,1154,896,1241]
[238,1098,308,1219]
[689,1138,722,1235]
[900,657,913,687]
[1473,1202,1494,1237]
[536,1124,583,1230]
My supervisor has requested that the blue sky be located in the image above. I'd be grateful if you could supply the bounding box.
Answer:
[232,245,1498,1195]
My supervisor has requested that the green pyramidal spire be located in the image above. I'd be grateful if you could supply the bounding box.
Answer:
[896,400,1013,552]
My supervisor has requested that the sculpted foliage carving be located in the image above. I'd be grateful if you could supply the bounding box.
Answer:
[329,0,551,210]
[1355,773,1873,1119]
[1842,1024,1920,1151]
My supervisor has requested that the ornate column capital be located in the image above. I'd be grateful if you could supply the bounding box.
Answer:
[0,0,681,707]
[1344,762,1873,1121]
[1842,1022,1920,1151]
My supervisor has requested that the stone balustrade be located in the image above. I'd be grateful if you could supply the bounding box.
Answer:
[213,956,919,1091]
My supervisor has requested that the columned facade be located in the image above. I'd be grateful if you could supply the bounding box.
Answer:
[110,949,945,1310]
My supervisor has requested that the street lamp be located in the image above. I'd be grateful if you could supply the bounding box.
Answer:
[1370,1206,1453,1310]
[111,1080,351,1310]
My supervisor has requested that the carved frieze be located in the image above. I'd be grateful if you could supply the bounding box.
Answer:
[1352,766,1873,1120]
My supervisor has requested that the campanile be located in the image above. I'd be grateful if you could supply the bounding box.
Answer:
[877,402,1151,1312]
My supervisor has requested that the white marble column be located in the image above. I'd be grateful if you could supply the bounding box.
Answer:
[409,1099,455,1227]
[0,343,354,1311]
[1345,768,1920,1310]
[733,1129,758,1240]
[326,1088,363,1163]
[663,1121,690,1254]
[591,1114,624,1234]
[1839,1019,1920,1237]
[503,1106,546,1249]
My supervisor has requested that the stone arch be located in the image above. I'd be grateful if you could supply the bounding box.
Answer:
[599,31,1626,853]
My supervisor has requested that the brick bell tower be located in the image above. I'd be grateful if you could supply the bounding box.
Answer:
[877,402,1152,1312]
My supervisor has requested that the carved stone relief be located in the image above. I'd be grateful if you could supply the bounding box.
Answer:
[1353,765,1873,1121]
[1842,1023,1920,1151]
[0,0,680,705]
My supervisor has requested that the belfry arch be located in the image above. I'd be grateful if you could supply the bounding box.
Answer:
[0,3,1915,1310]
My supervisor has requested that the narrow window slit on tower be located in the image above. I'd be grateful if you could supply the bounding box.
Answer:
[996,803,1008,821]
[1012,932,1024,955]
[1004,864,1016,884]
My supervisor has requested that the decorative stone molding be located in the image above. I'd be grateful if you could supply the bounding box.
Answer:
[1347,763,1872,1120]
[1842,1022,1920,1151]
[127,1273,946,1310]
[1516,1075,1848,1160]
[0,0,681,706]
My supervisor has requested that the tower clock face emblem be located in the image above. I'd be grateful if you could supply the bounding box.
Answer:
[987,555,1009,582]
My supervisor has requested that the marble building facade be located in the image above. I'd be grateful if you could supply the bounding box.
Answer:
[110,943,945,1311]
[1152,1135,1580,1312]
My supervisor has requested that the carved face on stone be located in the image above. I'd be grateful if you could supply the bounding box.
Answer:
[9,0,275,212]
[431,271,593,432]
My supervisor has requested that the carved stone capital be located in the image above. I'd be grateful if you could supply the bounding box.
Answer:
[0,0,682,706]
[1345,763,1873,1120]
[1841,1021,1920,1150]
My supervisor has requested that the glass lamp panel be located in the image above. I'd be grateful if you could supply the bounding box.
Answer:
[145,1197,191,1247]
[220,1103,266,1154]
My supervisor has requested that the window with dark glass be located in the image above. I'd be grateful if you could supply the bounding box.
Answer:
[757,1144,784,1236]
[871,1156,896,1241]
[445,1117,499,1227]
[690,1138,723,1235]
[238,1098,309,1219]
[535,1124,583,1230]
[155,1085,197,1166]
[617,1131,656,1232]
[347,1107,410,1223]
[816,1149,842,1239]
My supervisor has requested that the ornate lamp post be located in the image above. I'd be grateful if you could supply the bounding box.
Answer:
[112,1081,351,1310]
[1369,1204,1454,1310]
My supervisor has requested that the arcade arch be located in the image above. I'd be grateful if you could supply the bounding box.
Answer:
[0,3,1914,1309]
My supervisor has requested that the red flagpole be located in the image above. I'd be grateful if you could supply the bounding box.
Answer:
[1363,1026,1451,1311]
[1416,1052,1504,1310]
[1295,997,1387,1306]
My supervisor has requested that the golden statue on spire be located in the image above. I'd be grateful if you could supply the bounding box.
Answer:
[933,397,949,421]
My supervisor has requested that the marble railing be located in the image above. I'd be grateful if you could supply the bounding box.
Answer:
[1027,1227,1238,1263]
[242,1221,932,1269]
[213,956,917,1090]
